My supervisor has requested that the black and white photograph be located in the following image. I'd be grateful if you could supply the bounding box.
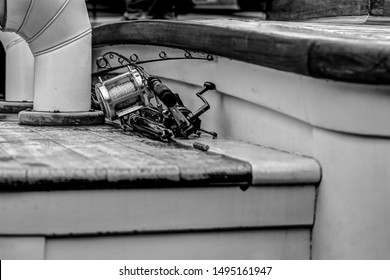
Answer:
[1,0,390,264]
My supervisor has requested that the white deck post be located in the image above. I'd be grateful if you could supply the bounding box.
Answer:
[0,32,33,110]
[0,0,104,124]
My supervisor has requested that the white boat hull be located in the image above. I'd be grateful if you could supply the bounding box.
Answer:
[93,42,390,259]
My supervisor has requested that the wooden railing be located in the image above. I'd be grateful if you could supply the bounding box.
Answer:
[261,0,390,21]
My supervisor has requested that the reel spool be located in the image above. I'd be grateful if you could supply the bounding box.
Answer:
[94,67,149,121]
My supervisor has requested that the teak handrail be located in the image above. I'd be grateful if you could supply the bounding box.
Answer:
[93,20,390,85]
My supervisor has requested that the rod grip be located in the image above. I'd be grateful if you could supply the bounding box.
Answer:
[147,77,177,107]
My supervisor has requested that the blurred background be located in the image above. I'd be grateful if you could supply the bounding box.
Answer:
[85,0,265,24]
[0,1,265,100]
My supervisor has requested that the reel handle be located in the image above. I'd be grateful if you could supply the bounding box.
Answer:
[190,82,216,121]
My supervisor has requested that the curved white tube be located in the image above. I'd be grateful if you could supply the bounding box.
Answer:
[0,32,34,101]
[0,0,92,111]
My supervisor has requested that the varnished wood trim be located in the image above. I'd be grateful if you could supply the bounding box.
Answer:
[92,20,390,85]
[264,0,369,21]
[310,41,390,84]
[92,20,312,77]
[370,0,390,16]
[262,0,390,20]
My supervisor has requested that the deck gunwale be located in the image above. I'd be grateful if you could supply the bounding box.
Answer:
[92,19,390,85]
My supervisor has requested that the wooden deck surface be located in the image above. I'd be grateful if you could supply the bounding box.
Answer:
[0,113,319,260]
[0,114,251,189]
[93,19,390,85]
[0,113,320,190]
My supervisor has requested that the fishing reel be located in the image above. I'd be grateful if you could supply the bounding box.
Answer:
[95,66,149,121]
[94,61,217,141]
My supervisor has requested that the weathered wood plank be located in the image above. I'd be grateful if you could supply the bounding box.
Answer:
[0,139,96,170]
[0,138,107,186]
[45,229,310,260]
[0,145,28,185]
[53,138,180,183]
[0,120,253,188]
[0,168,27,185]
[176,136,321,186]
[0,115,320,188]
[92,20,390,85]
[27,126,116,142]
[0,121,20,128]
[0,128,46,142]
[0,128,179,187]
[0,186,316,235]
[97,131,252,185]
[264,0,368,20]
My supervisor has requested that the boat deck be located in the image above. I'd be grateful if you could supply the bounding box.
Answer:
[0,114,317,190]
[0,113,320,190]
[0,112,320,259]
[0,114,249,190]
